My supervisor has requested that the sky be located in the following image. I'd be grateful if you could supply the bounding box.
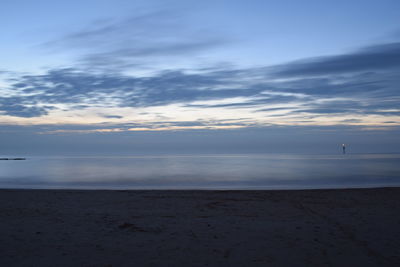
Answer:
[1,0,400,155]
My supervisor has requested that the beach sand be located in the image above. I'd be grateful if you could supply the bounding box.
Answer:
[0,188,399,266]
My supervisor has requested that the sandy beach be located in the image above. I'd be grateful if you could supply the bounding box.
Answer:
[0,188,399,266]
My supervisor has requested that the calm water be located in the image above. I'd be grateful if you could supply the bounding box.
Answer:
[0,154,400,189]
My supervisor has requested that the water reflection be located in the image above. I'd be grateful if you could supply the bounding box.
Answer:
[0,154,399,189]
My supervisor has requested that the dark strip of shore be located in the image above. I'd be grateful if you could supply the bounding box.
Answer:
[1,187,399,267]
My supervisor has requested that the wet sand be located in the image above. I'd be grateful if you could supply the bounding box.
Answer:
[0,188,400,266]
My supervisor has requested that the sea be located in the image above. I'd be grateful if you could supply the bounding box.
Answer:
[0,153,400,190]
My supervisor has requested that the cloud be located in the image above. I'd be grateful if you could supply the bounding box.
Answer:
[101,115,123,119]
[0,97,49,117]
[43,10,229,69]
[1,41,399,128]
[80,38,226,69]
[273,42,400,77]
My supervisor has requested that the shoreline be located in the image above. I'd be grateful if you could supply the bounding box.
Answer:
[1,187,400,266]
[1,184,400,191]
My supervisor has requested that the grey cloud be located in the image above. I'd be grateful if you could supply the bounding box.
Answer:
[1,41,399,123]
[273,42,400,77]
[0,97,49,117]
[340,119,363,123]
[102,115,123,119]
[255,107,293,112]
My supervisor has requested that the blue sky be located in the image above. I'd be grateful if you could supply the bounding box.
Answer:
[1,0,400,154]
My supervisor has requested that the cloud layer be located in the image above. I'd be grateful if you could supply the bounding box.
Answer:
[1,41,400,131]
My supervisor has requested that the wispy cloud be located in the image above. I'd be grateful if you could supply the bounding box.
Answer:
[273,42,400,77]
[1,41,400,130]
[42,10,229,70]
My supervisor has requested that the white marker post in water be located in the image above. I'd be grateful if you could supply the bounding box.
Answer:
[342,144,346,154]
